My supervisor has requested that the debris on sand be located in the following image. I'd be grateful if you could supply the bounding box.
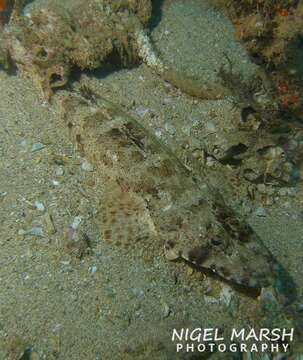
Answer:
[18,227,44,237]
[0,0,153,98]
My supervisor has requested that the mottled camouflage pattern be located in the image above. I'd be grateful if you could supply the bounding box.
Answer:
[62,92,279,291]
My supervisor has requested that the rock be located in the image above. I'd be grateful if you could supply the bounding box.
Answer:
[152,0,259,99]
[219,285,234,307]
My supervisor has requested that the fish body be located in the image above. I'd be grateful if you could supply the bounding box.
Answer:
[62,93,278,291]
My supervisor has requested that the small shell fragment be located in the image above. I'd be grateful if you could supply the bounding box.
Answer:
[18,227,44,237]
[43,212,56,234]
[34,201,45,212]
[71,216,82,230]
[31,142,45,152]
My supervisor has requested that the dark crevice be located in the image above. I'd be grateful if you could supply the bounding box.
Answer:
[149,0,165,31]
[49,72,63,85]
[219,143,249,166]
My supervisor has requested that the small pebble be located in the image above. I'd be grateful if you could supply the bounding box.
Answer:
[206,156,216,167]
[255,207,267,217]
[162,97,172,105]
[55,167,64,176]
[71,216,82,230]
[60,261,71,266]
[135,106,150,118]
[34,201,45,212]
[81,160,94,172]
[161,301,171,318]
[29,227,44,237]
[31,142,45,152]
[20,139,27,147]
[204,295,219,305]
[132,288,145,298]
[205,121,216,132]
[0,192,7,202]
[154,128,163,138]
[90,266,97,274]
